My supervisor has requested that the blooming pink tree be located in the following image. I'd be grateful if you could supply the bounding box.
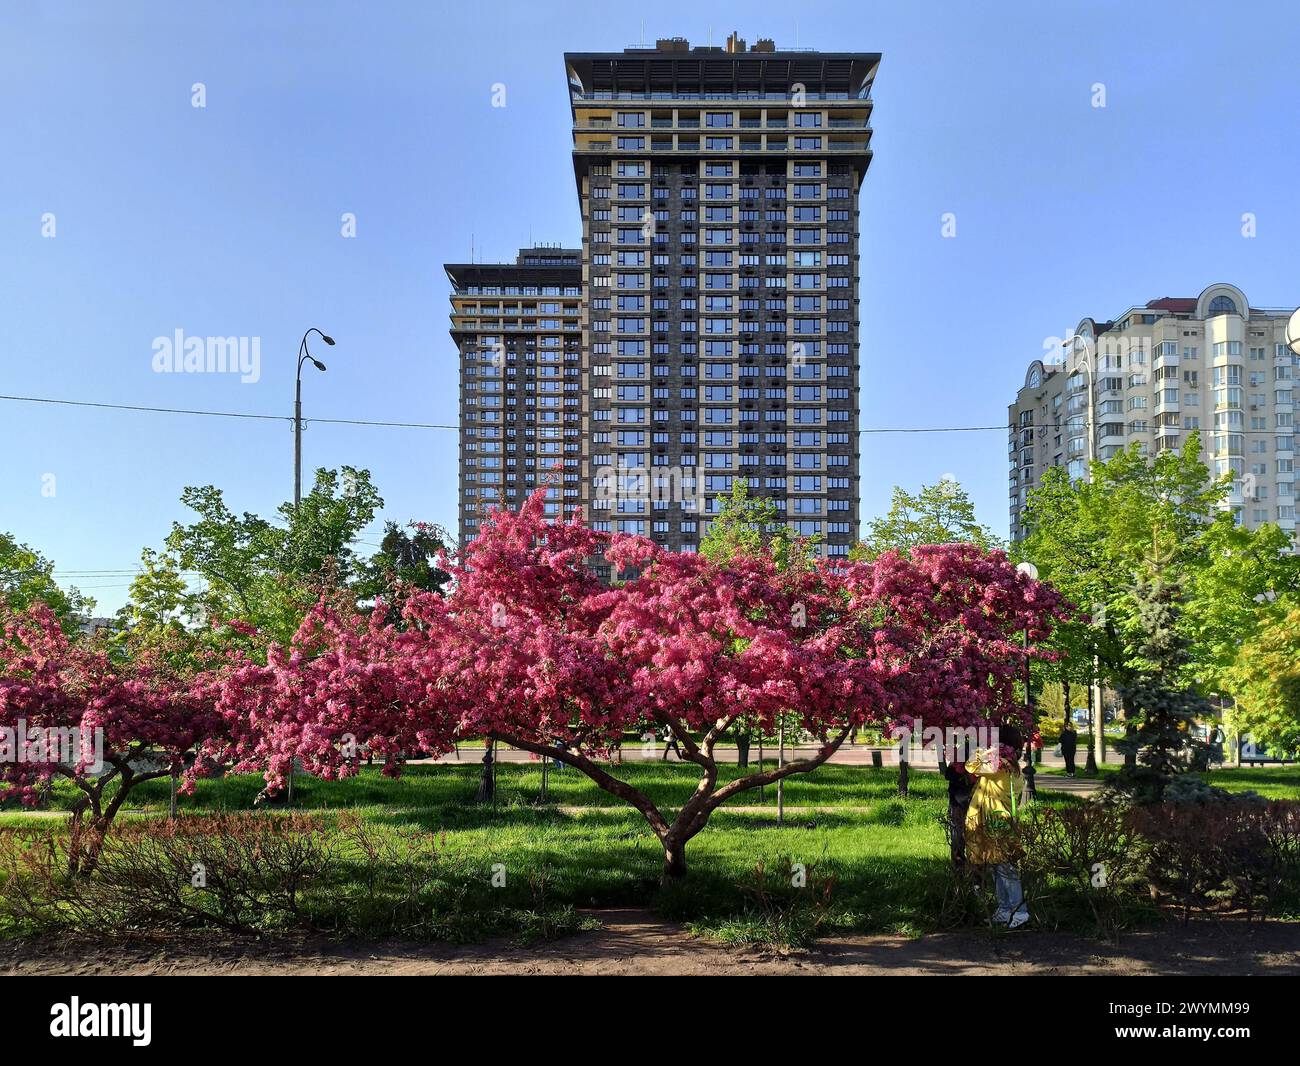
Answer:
[215,593,460,793]
[229,489,1064,879]
[0,604,231,873]
[579,534,1060,876]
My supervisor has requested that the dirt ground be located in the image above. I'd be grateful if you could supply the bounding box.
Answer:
[3,909,1299,975]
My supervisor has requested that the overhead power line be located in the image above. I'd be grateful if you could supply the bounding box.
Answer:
[0,392,1011,435]
[0,394,287,422]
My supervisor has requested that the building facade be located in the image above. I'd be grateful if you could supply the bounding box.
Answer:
[1009,283,1298,545]
[565,35,878,558]
[445,248,583,545]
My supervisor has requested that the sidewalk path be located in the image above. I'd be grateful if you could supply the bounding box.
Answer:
[422,745,1105,797]
[6,909,1295,975]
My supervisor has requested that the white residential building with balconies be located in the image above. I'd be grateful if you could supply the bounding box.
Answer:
[1008,283,1297,546]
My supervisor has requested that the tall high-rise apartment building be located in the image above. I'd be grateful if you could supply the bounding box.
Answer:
[1008,283,1298,545]
[448,35,879,561]
[446,247,583,545]
[566,35,878,559]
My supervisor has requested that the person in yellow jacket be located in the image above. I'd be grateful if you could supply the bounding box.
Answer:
[964,725,1030,928]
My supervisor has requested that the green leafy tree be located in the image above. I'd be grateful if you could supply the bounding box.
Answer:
[851,477,1001,561]
[1022,436,1224,693]
[110,548,214,668]
[700,478,811,568]
[166,467,382,643]
[356,520,452,601]
[1225,597,1300,756]
[0,531,93,632]
[1180,520,1299,694]
[1019,433,1298,758]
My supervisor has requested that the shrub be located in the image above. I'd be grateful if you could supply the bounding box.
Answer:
[1018,802,1147,936]
[0,814,337,936]
[0,813,584,943]
[695,854,837,949]
[1131,799,1300,921]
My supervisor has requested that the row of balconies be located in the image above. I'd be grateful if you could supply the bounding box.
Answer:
[582,139,868,154]
[573,90,871,103]
[591,117,870,131]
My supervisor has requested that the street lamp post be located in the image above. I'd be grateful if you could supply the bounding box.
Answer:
[295,328,336,508]
[1015,561,1039,797]
[288,328,335,807]
[1062,335,1105,770]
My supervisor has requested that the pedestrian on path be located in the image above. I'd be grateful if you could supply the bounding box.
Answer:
[940,755,976,868]
[661,727,681,762]
[1059,719,1078,777]
[965,725,1030,929]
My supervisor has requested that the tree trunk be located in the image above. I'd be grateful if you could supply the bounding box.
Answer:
[476,741,496,804]
[1123,722,1138,771]
[735,732,750,768]
[662,838,687,880]
[1112,694,1134,771]
[486,727,851,884]
[898,756,910,797]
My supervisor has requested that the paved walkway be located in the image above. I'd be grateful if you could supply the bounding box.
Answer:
[8,909,1296,975]
[427,743,1101,768]
[424,745,1106,796]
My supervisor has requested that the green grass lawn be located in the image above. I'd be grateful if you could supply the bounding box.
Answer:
[2,762,1293,944]
[0,764,989,940]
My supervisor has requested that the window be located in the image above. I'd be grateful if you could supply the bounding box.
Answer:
[1208,295,1238,316]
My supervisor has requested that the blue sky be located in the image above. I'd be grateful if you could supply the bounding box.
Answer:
[2,0,1297,614]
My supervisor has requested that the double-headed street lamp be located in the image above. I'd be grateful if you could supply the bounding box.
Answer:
[295,328,336,509]
[287,328,334,808]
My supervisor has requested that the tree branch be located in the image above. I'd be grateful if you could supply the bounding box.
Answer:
[703,713,741,756]
[703,726,852,814]
[486,732,671,838]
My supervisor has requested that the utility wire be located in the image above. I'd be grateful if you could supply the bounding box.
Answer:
[0,392,1012,434]
[0,394,288,422]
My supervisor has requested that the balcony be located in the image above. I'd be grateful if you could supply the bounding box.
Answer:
[573,91,871,103]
